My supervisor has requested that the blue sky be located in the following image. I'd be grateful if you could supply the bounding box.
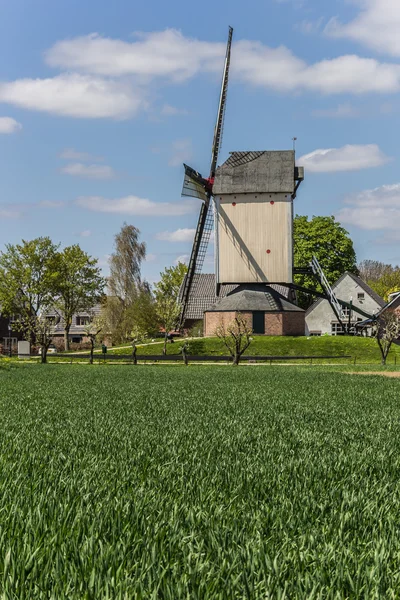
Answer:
[1,0,400,284]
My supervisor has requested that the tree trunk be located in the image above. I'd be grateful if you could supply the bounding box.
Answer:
[382,357,387,365]
[90,342,94,365]
[232,353,240,366]
[41,348,47,364]
[132,345,137,365]
[64,325,71,352]
[163,333,168,356]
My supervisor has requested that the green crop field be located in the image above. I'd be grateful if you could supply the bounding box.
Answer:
[1,364,400,597]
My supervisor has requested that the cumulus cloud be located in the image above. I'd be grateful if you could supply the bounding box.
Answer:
[61,162,115,179]
[0,117,22,134]
[79,229,92,237]
[298,144,389,173]
[76,195,198,216]
[156,228,195,242]
[326,0,400,57]
[43,30,400,96]
[174,255,190,265]
[45,30,225,80]
[60,148,103,161]
[337,183,400,231]
[0,74,144,119]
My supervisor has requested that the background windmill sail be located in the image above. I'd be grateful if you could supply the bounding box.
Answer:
[179,26,233,328]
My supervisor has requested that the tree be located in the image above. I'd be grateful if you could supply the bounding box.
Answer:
[84,316,104,365]
[372,309,400,365]
[130,324,148,365]
[54,245,105,351]
[0,237,59,342]
[108,223,146,304]
[215,313,253,366]
[35,313,60,364]
[154,263,188,355]
[294,216,358,308]
[104,224,151,344]
[359,260,400,302]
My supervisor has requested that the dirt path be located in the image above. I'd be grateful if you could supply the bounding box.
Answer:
[348,371,400,378]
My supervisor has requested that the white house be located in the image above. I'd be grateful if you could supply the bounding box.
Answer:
[305,272,385,336]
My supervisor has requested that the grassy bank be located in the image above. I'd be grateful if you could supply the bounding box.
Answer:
[106,335,400,365]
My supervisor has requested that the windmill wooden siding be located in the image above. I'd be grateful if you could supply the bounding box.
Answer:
[213,151,302,286]
[216,193,292,283]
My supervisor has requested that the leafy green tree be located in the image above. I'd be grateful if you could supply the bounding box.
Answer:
[293,216,358,307]
[154,262,188,355]
[0,237,59,342]
[54,245,105,351]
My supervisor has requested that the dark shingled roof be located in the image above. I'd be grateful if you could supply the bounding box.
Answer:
[205,284,304,313]
[183,274,295,320]
[213,150,296,195]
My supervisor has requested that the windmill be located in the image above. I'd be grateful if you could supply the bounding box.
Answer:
[178,26,233,328]
[179,26,375,336]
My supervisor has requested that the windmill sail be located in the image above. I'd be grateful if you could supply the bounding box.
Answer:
[179,27,233,328]
[182,164,208,202]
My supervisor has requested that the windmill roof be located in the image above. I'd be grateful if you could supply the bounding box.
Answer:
[213,150,297,195]
[183,274,294,321]
[205,284,304,313]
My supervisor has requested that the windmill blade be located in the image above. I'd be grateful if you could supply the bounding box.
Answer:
[210,25,233,178]
[179,27,233,328]
[181,164,209,202]
[178,201,213,322]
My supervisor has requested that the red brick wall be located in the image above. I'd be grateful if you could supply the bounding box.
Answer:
[204,311,252,337]
[282,312,305,336]
[205,310,305,337]
[265,313,283,335]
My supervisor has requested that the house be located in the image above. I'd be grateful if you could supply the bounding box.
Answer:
[181,274,303,336]
[305,272,385,336]
[0,313,24,353]
[45,304,103,345]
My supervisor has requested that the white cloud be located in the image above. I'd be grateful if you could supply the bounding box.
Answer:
[79,229,91,237]
[0,207,21,218]
[156,228,195,242]
[38,200,64,208]
[0,117,22,134]
[169,138,192,167]
[298,144,389,173]
[174,254,190,265]
[294,18,324,35]
[75,195,198,216]
[45,30,225,80]
[61,162,115,179]
[234,43,400,94]
[145,253,157,262]
[312,103,360,118]
[161,104,188,116]
[0,74,144,119]
[337,183,400,231]
[44,30,400,97]
[326,0,400,57]
[60,148,103,161]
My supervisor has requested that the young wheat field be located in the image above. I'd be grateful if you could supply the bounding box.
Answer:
[0,364,399,598]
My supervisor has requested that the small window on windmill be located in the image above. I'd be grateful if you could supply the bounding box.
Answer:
[357,292,365,303]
